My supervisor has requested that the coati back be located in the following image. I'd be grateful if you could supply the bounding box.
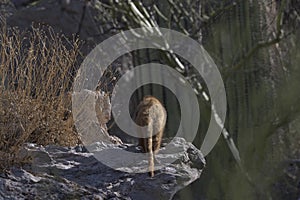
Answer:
[134,96,167,177]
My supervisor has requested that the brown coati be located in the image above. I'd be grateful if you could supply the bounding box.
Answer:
[134,96,167,177]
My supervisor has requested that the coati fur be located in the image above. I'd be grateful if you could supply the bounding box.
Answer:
[134,96,167,177]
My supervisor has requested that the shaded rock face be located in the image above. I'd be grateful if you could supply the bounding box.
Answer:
[7,0,96,37]
[0,0,16,18]
[0,137,205,200]
[4,0,113,55]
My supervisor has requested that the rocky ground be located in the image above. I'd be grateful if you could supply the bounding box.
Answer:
[0,137,205,200]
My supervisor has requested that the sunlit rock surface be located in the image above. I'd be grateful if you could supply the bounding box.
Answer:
[0,137,205,200]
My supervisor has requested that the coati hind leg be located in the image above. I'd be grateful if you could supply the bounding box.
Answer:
[147,136,154,177]
[138,123,155,177]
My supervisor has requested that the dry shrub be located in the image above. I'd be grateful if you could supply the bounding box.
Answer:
[0,20,82,170]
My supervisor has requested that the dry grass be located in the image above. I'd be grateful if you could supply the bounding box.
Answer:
[0,20,82,170]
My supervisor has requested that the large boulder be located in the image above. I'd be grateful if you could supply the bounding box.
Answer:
[7,0,98,37]
[0,0,16,18]
[5,0,113,54]
[0,137,205,199]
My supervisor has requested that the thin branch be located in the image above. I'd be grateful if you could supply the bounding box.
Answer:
[76,0,90,36]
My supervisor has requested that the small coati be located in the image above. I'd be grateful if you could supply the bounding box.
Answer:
[134,96,167,177]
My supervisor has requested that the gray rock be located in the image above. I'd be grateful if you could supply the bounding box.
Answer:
[0,137,205,200]
[8,0,92,36]
[11,0,35,8]
[0,0,16,18]
[5,0,112,53]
